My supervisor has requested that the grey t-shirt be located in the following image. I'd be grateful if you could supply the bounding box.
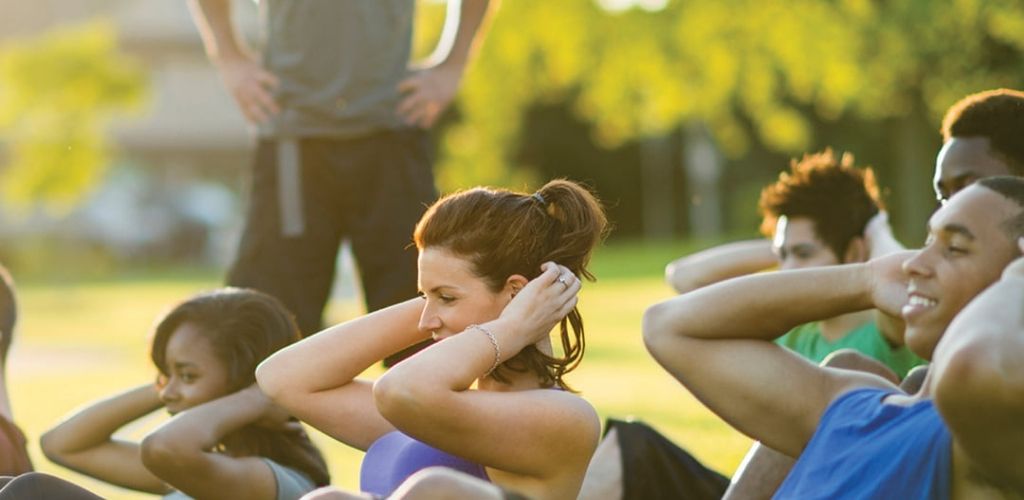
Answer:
[162,458,316,500]
[258,0,415,138]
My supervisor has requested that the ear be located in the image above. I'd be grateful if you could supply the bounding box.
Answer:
[843,236,868,263]
[505,274,529,297]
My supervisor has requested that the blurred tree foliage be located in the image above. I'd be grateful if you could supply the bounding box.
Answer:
[0,21,147,214]
[433,0,1024,238]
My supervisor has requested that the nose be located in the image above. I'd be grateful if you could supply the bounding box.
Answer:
[902,249,931,278]
[418,303,441,334]
[159,378,180,405]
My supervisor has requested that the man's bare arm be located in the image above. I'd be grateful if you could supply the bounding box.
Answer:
[643,259,903,456]
[187,0,279,123]
[665,239,777,294]
[933,246,1024,491]
[397,0,498,128]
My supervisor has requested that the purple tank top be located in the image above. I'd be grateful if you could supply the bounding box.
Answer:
[360,431,489,496]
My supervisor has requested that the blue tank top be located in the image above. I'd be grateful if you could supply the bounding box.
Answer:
[360,431,489,496]
[774,387,951,499]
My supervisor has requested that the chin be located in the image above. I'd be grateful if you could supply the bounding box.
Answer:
[904,328,939,361]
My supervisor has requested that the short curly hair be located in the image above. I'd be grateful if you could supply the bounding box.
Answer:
[941,89,1024,176]
[759,149,883,261]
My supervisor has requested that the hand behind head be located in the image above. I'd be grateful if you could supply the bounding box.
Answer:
[867,250,914,316]
[498,262,581,348]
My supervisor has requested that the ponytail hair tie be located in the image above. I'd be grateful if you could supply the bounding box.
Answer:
[531,192,546,206]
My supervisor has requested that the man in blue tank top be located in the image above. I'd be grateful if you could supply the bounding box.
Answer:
[644,176,1024,498]
[723,87,1024,499]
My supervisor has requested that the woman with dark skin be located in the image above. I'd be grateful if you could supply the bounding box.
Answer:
[41,288,329,500]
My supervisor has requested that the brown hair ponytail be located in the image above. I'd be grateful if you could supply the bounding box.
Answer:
[414,179,609,391]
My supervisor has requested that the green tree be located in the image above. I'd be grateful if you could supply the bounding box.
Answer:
[436,0,1024,238]
[0,21,147,213]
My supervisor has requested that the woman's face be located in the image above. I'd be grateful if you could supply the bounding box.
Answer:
[417,247,513,340]
[157,322,232,415]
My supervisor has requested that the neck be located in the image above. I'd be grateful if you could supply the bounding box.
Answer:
[477,369,544,392]
[820,310,873,342]
[478,338,552,392]
[883,373,934,407]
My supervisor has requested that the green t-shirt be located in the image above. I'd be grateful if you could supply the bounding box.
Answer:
[775,321,925,379]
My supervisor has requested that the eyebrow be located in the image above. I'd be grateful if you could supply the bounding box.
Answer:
[934,223,976,240]
[423,285,458,294]
[172,361,197,370]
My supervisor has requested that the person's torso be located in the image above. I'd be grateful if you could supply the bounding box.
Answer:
[775,321,925,378]
[360,430,490,497]
[260,0,415,138]
[773,387,951,500]
[162,457,316,500]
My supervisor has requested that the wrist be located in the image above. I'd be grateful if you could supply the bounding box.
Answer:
[237,384,272,412]
[479,318,528,361]
[847,263,878,309]
[210,46,249,66]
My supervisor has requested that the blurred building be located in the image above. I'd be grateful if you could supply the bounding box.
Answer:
[0,0,261,266]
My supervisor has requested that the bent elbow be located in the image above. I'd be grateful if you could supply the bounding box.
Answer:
[373,373,429,428]
[140,432,191,475]
[39,430,69,466]
[935,338,1023,413]
[641,302,672,353]
[255,356,290,405]
[665,266,703,295]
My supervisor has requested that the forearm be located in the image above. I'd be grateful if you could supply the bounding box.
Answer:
[934,272,1024,392]
[144,385,266,454]
[642,265,880,453]
[256,299,424,448]
[257,299,427,399]
[41,384,162,457]
[187,0,248,61]
[665,239,776,294]
[648,264,875,343]
[432,0,496,69]
[932,271,1024,485]
[375,317,528,424]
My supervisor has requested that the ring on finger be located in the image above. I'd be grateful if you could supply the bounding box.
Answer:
[557,275,570,288]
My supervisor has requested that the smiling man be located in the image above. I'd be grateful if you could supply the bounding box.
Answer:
[644,176,1024,498]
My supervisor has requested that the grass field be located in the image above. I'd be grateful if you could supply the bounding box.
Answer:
[9,241,751,498]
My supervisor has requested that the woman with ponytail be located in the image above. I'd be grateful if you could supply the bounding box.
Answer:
[257,179,608,500]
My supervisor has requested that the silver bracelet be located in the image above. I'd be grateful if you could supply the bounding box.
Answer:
[468,324,501,376]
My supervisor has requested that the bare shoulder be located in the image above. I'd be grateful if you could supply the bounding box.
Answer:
[519,388,601,452]
[819,366,901,407]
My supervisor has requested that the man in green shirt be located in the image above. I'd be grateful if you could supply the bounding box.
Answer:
[668,149,920,378]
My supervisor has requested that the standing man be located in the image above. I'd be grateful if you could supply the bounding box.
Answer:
[188,0,497,362]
